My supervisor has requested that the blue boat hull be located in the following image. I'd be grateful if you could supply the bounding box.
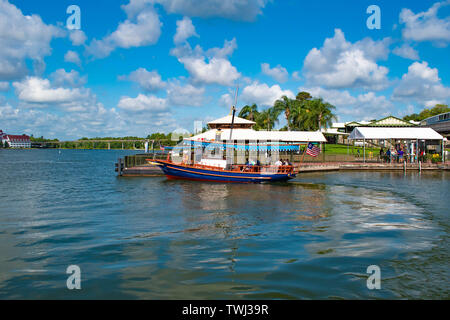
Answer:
[154,160,296,183]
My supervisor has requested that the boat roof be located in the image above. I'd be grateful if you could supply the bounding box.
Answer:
[207,115,256,125]
[187,128,327,142]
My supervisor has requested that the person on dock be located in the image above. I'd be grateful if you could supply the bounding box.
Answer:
[391,148,397,163]
[398,148,404,162]
[386,148,391,163]
[379,147,384,162]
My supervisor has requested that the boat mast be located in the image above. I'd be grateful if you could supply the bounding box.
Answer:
[229,85,239,141]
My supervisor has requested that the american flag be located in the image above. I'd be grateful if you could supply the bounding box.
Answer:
[306,142,320,157]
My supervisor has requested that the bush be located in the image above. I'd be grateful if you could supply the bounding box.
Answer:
[431,154,442,163]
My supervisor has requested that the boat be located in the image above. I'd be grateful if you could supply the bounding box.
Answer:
[147,96,326,183]
[151,158,296,183]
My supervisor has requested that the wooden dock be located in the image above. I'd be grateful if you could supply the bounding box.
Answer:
[120,164,163,176]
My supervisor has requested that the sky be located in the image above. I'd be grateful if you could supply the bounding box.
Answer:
[0,0,449,139]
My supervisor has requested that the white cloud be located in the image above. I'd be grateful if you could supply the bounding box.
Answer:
[0,103,58,133]
[13,76,89,105]
[69,30,87,46]
[300,86,393,120]
[166,82,205,106]
[0,0,63,80]
[397,104,416,118]
[86,6,161,59]
[50,69,87,88]
[261,63,288,83]
[117,94,168,112]
[302,29,390,91]
[174,16,198,44]
[120,68,166,92]
[181,57,240,86]
[399,1,450,46]
[392,61,450,106]
[121,0,153,18]
[4,68,177,139]
[155,0,268,21]
[240,81,294,106]
[64,50,82,66]
[393,43,420,60]
[1,97,177,140]
[171,39,240,86]
[219,92,234,108]
[292,71,302,81]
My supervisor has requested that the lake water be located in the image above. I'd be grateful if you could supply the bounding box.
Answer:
[0,149,448,299]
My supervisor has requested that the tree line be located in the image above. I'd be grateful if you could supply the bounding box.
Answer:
[402,104,449,121]
[238,91,337,131]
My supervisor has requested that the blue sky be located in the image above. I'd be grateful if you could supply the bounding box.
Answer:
[0,0,449,139]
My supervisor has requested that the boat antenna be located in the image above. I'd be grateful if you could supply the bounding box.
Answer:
[229,85,239,140]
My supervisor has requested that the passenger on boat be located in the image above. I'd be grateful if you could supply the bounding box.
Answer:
[274,159,283,173]
[243,158,251,172]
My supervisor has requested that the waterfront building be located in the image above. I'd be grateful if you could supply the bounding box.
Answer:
[1,130,31,148]
[349,127,445,163]
[322,116,420,144]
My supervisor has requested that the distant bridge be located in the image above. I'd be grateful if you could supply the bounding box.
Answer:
[32,139,171,149]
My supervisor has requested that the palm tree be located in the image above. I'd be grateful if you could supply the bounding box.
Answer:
[305,98,337,131]
[288,95,336,131]
[273,96,296,131]
[296,91,312,102]
[290,102,312,130]
[255,108,280,131]
[238,104,259,122]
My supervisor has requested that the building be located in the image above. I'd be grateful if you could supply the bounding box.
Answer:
[349,127,445,162]
[1,130,31,148]
[322,116,420,144]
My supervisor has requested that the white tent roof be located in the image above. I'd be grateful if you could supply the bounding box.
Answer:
[321,128,349,135]
[349,127,443,140]
[207,115,256,125]
[187,128,327,142]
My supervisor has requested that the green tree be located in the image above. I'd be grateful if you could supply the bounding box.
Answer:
[403,104,450,121]
[273,95,297,131]
[289,97,336,131]
[255,108,280,131]
[238,104,260,122]
[296,91,312,102]
[308,98,337,130]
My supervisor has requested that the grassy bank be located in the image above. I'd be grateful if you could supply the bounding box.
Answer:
[324,144,380,155]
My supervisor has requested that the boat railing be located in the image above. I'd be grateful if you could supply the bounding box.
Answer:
[231,165,294,174]
[147,158,294,174]
[191,163,294,174]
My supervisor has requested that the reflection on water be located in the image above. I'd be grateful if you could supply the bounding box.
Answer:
[0,149,448,299]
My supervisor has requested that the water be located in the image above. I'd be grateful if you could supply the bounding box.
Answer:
[0,149,448,299]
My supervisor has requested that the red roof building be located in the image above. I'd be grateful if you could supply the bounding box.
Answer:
[1,131,31,148]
